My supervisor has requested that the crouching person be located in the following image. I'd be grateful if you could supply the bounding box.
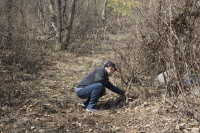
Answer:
[76,61,131,112]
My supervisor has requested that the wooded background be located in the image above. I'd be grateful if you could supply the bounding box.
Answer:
[1,0,200,131]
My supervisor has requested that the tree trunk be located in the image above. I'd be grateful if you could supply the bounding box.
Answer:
[63,0,75,49]
[102,0,108,29]
[94,0,97,16]
[55,0,62,51]
[62,0,68,18]
[38,0,46,33]
[102,0,108,41]
[5,0,13,48]
[5,0,13,105]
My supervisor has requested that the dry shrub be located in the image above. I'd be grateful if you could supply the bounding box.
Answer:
[111,0,200,101]
[0,1,48,107]
[0,36,46,107]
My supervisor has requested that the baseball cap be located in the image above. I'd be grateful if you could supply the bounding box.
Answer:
[104,61,118,71]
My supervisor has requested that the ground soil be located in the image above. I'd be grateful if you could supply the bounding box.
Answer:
[1,49,200,133]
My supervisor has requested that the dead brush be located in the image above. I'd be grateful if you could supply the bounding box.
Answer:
[0,10,48,108]
[0,35,47,107]
[110,0,200,111]
[111,37,151,101]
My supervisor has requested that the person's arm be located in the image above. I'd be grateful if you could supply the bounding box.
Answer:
[106,81,125,96]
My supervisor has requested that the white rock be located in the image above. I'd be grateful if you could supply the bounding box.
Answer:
[155,69,174,84]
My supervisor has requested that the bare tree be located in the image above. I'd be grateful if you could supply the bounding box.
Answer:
[102,0,108,29]
[5,0,13,47]
[55,0,62,50]
[93,0,97,16]
[63,0,75,49]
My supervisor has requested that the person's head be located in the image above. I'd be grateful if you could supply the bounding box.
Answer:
[104,61,117,77]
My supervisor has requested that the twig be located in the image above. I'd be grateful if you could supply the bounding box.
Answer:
[126,66,149,103]
[170,112,184,132]
[20,79,32,91]
[163,95,178,109]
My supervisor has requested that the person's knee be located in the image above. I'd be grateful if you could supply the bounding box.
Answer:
[95,83,103,90]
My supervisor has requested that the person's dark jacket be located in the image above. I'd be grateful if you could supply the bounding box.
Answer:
[76,67,125,96]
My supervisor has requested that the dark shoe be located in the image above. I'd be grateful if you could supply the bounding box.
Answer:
[81,102,88,108]
[81,99,90,108]
[86,106,98,112]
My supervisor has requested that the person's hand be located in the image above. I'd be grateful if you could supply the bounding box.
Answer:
[101,89,107,96]
[125,92,134,100]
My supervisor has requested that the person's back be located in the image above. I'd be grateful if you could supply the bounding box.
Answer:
[77,67,109,89]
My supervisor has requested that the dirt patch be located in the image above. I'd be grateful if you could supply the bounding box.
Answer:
[1,51,200,133]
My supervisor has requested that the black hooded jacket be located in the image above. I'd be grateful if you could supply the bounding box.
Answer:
[76,67,125,96]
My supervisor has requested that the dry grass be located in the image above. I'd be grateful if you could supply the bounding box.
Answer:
[1,0,200,132]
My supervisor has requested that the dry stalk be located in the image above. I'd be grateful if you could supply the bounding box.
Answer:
[126,66,149,103]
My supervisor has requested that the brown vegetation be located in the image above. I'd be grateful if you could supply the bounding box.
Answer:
[0,0,200,132]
